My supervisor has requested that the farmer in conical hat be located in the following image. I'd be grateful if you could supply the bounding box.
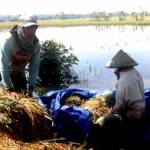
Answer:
[106,50,145,120]
[0,15,41,98]
[104,50,145,149]
[85,50,146,150]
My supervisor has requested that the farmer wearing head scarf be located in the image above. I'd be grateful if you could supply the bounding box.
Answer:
[0,15,41,98]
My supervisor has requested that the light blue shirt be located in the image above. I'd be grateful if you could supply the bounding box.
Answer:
[0,35,41,89]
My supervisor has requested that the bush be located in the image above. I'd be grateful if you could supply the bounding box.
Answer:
[38,39,79,88]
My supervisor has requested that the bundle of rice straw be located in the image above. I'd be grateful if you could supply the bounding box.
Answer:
[62,96,83,106]
[104,92,116,108]
[0,95,53,141]
[81,95,110,122]
[19,97,53,140]
[0,87,83,149]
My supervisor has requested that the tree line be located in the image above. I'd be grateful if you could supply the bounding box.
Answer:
[0,10,149,22]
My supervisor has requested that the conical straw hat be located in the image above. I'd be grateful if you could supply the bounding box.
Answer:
[106,50,138,68]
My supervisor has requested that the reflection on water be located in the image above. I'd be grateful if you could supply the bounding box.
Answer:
[0,25,150,89]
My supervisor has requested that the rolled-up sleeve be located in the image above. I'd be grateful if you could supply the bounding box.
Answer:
[0,38,13,89]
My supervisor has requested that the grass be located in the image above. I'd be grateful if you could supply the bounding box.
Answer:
[1,16,150,29]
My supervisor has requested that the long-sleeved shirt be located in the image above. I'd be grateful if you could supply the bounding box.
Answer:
[0,35,40,89]
[111,68,145,121]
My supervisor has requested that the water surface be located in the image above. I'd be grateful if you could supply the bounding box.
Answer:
[1,25,150,90]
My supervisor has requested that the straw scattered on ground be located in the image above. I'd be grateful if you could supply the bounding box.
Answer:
[0,132,80,150]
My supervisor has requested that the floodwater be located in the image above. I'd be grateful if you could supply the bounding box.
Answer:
[0,25,150,90]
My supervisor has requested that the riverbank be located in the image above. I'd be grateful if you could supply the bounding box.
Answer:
[1,16,150,29]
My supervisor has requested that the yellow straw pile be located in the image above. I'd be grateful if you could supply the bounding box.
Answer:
[81,95,110,122]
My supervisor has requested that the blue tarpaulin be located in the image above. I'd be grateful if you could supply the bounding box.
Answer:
[38,88,150,142]
[39,88,112,142]
[39,88,112,112]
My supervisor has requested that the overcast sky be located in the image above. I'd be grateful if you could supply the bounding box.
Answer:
[0,0,148,15]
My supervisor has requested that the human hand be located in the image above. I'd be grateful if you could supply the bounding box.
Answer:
[9,92,19,99]
[96,116,104,125]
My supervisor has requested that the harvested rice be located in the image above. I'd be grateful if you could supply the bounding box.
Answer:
[62,96,83,106]
[61,94,112,122]
[81,95,110,122]
[0,96,53,141]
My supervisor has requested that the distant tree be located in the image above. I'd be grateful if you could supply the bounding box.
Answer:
[139,11,147,21]
[131,11,146,21]
[91,11,110,21]
[118,11,127,21]
[131,12,138,21]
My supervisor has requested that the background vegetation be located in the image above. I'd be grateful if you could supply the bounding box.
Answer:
[1,11,150,29]
[38,40,79,90]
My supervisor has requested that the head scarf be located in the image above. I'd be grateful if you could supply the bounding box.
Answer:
[10,25,39,53]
